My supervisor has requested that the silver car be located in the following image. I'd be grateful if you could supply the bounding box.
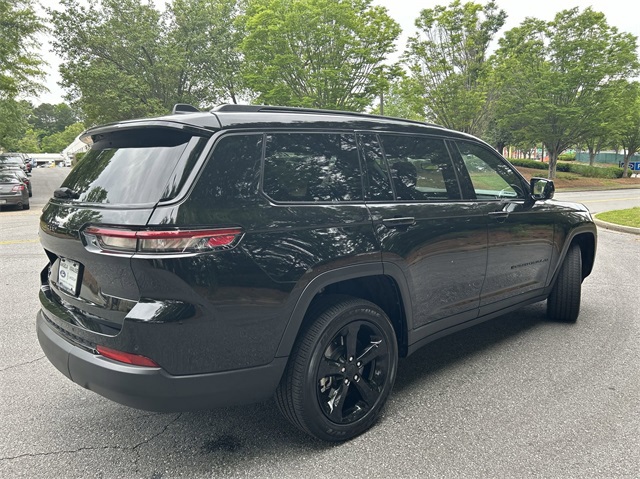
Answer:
[0,171,30,210]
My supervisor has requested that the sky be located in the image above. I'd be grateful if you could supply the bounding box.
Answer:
[31,0,640,106]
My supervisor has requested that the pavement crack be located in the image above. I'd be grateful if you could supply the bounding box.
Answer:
[131,413,183,451]
[132,413,183,473]
[0,445,121,461]
[1,414,183,463]
[0,356,45,372]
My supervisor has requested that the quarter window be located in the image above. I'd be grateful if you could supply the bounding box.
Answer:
[190,134,263,203]
[263,133,362,202]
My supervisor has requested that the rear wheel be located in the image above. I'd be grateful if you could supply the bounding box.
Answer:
[547,244,582,322]
[276,296,398,441]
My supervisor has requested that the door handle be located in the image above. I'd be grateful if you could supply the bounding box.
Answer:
[488,211,509,222]
[382,217,416,229]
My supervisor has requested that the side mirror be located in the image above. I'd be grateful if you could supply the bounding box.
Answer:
[530,177,555,200]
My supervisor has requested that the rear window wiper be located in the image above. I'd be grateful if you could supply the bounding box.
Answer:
[54,187,80,199]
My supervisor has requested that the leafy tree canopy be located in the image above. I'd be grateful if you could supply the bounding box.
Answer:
[403,0,506,136]
[491,7,639,178]
[28,103,80,138]
[40,122,85,153]
[0,0,44,99]
[241,0,401,111]
[50,0,246,125]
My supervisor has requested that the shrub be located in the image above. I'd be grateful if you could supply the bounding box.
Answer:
[507,158,548,170]
[558,152,576,161]
[557,163,624,178]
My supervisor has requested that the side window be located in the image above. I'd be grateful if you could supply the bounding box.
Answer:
[379,135,461,201]
[263,133,362,202]
[455,141,525,200]
[190,134,263,203]
[358,134,394,201]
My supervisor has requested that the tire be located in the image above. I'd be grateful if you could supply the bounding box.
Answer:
[275,295,398,442]
[23,201,30,210]
[547,244,582,322]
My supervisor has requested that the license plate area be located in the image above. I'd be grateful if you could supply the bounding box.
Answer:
[58,258,82,296]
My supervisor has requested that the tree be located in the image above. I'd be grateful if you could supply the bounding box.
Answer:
[40,122,85,153]
[241,0,400,111]
[402,0,506,136]
[368,76,425,121]
[617,82,640,177]
[50,0,172,124]
[0,0,44,151]
[0,99,31,151]
[50,0,251,124]
[13,127,40,153]
[492,8,639,179]
[0,0,44,99]
[167,0,247,105]
[29,103,80,138]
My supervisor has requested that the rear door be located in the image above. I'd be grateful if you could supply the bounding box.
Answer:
[359,133,488,333]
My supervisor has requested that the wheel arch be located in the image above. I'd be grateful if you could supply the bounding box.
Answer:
[275,264,412,359]
[571,231,596,280]
[549,226,597,288]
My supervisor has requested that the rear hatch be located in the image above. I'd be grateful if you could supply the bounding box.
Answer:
[39,124,212,338]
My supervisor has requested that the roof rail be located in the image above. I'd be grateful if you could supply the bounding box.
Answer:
[172,103,200,114]
[211,104,435,127]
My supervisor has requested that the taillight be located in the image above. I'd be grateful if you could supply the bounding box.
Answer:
[96,345,159,367]
[82,226,243,254]
[11,184,25,192]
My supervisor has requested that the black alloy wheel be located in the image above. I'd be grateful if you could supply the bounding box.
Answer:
[316,320,390,424]
[276,295,398,442]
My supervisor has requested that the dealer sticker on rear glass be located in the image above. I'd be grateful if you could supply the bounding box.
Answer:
[58,258,80,295]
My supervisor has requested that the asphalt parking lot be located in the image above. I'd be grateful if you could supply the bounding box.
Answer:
[1,170,639,478]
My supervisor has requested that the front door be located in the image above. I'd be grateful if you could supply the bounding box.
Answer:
[450,140,555,311]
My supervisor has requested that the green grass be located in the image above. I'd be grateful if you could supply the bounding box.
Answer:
[595,207,640,228]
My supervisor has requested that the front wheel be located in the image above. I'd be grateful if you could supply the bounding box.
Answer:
[276,296,398,441]
[547,244,582,322]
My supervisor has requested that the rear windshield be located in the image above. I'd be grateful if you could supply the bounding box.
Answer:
[0,173,21,183]
[59,128,208,206]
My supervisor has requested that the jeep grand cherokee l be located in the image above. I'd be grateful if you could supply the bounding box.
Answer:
[37,104,596,441]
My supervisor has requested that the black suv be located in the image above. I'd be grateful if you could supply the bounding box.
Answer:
[37,105,596,441]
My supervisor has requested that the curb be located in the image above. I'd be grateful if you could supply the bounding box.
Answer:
[594,218,640,235]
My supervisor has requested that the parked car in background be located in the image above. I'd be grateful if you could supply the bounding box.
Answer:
[36,104,597,442]
[0,167,32,197]
[0,154,29,175]
[0,171,30,210]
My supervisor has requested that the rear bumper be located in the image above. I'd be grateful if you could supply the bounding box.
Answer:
[0,195,24,206]
[37,310,287,411]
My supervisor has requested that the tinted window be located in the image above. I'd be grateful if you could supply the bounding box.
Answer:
[190,134,263,203]
[455,142,525,199]
[379,135,460,201]
[358,134,394,201]
[263,133,362,202]
[61,129,207,205]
